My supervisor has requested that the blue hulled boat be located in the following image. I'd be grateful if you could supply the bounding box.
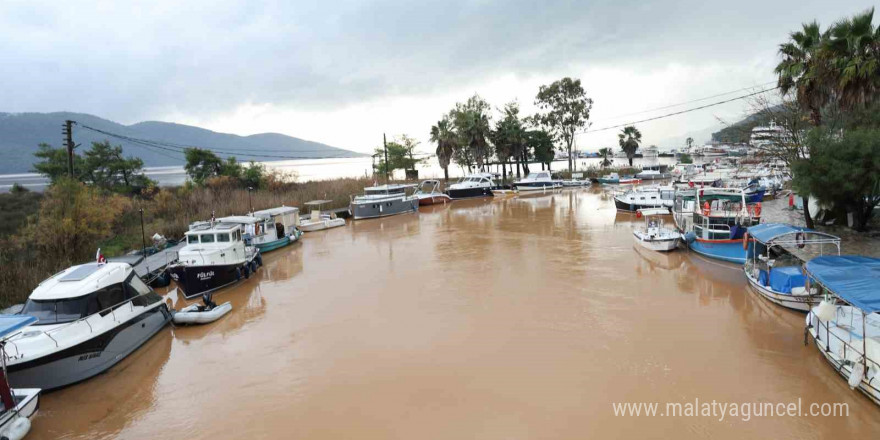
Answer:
[673,188,762,264]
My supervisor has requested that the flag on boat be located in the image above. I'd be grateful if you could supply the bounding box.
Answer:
[96,248,106,264]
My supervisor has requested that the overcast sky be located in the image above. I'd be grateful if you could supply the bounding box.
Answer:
[1,1,872,154]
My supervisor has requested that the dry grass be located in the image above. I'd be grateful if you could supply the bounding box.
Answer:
[0,176,375,308]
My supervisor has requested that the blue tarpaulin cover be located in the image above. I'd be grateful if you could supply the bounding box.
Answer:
[805,256,880,313]
[0,315,37,339]
[747,223,813,243]
[768,266,805,294]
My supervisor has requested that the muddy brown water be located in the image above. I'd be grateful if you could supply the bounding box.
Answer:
[29,188,880,439]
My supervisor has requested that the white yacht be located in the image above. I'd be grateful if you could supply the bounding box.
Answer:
[635,165,670,180]
[640,145,659,159]
[613,185,676,211]
[446,173,497,199]
[168,222,261,298]
[513,171,561,192]
[6,262,171,390]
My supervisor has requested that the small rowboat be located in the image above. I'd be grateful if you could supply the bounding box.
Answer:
[173,294,232,325]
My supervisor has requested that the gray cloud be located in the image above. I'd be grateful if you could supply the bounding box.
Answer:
[0,0,870,123]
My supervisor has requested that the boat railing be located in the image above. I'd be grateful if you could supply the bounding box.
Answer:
[10,297,146,352]
[811,312,880,394]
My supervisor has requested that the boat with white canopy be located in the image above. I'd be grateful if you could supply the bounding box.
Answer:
[804,256,880,406]
[299,200,346,232]
[414,180,452,205]
[632,208,681,252]
[744,223,841,311]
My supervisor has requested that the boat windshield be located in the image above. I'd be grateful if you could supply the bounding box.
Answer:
[22,296,89,325]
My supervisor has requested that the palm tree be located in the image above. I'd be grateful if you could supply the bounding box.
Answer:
[775,21,831,126]
[598,147,612,167]
[618,126,642,167]
[430,117,457,182]
[825,8,880,111]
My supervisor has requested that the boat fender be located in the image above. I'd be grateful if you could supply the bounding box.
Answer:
[256,254,263,267]
[795,232,806,249]
[243,264,251,279]
[635,210,642,218]
[1,416,31,440]
[849,362,865,389]
[251,261,258,273]
[754,202,762,217]
[742,232,749,250]
[235,268,242,282]
[815,300,837,323]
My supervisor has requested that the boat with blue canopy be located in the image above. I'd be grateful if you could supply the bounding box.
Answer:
[0,315,41,440]
[744,223,841,311]
[804,256,880,406]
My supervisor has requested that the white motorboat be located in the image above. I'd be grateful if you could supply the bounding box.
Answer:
[299,200,346,232]
[804,256,880,406]
[632,208,681,252]
[513,171,561,192]
[744,223,841,312]
[613,185,676,211]
[172,294,232,325]
[168,222,261,298]
[6,262,172,390]
[446,173,497,199]
[0,315,41,440]
[635,165,670,180]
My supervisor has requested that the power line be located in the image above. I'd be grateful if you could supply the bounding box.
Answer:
[77,124,362,160]
[577,86,780,135]
[600,81,777,120]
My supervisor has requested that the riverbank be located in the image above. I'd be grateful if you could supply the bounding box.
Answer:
[0,176,373,307]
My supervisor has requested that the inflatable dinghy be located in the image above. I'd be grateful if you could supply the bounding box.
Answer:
[173,293,232,325]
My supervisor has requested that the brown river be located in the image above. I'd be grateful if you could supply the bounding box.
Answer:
[29,187,880,439]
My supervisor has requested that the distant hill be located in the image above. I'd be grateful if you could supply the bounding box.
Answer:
[711,106,781,144]
[0,112,365,174]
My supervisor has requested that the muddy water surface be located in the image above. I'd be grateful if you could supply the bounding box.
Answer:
[30,188,880,439]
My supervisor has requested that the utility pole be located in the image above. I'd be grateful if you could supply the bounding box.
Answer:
[139,208,147,258]
[383,133,389,184]
[63,120,75,177]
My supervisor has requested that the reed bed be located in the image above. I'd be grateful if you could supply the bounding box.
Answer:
[0,176,374,308]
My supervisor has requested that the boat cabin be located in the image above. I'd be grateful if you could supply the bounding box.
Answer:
[253,206,299,238]
[674,188,759,240]
[524,171,552,181]
[180,223,248,266]
[21,262,162,326]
